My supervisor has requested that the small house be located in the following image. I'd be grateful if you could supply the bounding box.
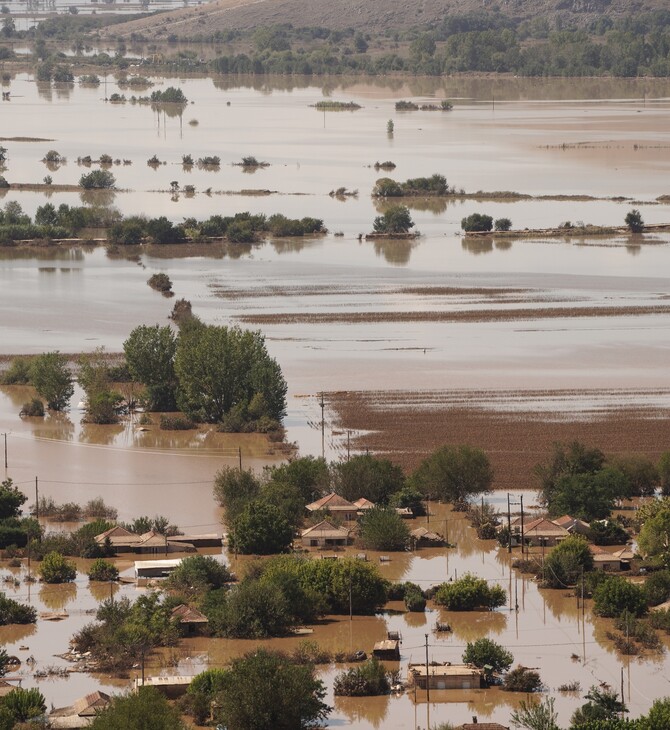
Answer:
[458,722,509,730]
[94,526,141,553]
[612,546,634,569]
[521,518,570,547]
[590,545,622,572]
[373,639,400,660]
[553,515,591,537]
[134,675,196,698]
[301,520,351,548]
[50,691,111,728]
[408,663,484,690]
[395,507,414,518]
[171,604,209,635]
[353,497,376,513]
[134,558,182,580]
[306,493,359,521]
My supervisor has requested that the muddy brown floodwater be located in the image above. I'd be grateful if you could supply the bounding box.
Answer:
[2,74,670,726]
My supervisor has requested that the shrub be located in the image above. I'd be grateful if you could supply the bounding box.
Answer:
[1,356,32,384]
[644,570,670,606]
[542,535,594,588]
[147,273,172,293]
[434,573,506,611]
[0,593,37,625]
[39,551,76,583]
[593,576,648,618]
[334,657,390,696]
[372,204,414,234]
[20,398,44,417]
[503,665,543,692]
[625,209,644,233]
[461,213,493,232]
[403,583,426,612]
[159,415,196,430]
[88,559,119,582]
[79,170,115,189]
[494,217,512,231]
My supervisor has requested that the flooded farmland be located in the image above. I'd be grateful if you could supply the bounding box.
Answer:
[2,71,670,727]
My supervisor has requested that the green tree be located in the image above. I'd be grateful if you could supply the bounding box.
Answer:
[186,668,228,724]
[659,452,670,496]
[0,594,36,626]
[535,441,605,507]
[228,500,293,555]
[462,637,513,672]
[30,351,74,411]
[334,454,404,504]
[571,686,627,725]
[388,485,426,516]
[510,696,559,730]
[637,505,670,563]
[214,649,329,729]
[164,554,231,598]
[503,666,543,692]
[359,506,410,551]
[213,467,261,525]
[90,687,186,729]
[39,551,76,583]
[546,467,629,521]
[593,576,647,618]
[0,479,27,520]
[625,209,644,233]
[461,213,493,232]
[372,204,414,233]
[79,169,116,189]
[542,535,594,588]
[264,456,330,504]
[175,324,287,423]
[123,325,178,411]
[434,573,506,611]
[0,356,32,385]
[643,570,670,607]
[645,697,670,730]
[87,559,119,582]
[495,217,513,231]
[410,444,493,505]
[609,454,658,497]
[0,688,46,723]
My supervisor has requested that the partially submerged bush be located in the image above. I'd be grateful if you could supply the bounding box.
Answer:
[87,558,119,582]
[461,213,493,232]
[147,272,173,293]
[334,657,391,696]
[39,551,77,583]
[20,398,44,417]
[434,573,506,611]
[159,415,196,430]
[503,666,543,692]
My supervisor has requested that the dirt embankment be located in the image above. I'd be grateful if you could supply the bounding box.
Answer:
[329,389,670,490]
[103,0,665,39]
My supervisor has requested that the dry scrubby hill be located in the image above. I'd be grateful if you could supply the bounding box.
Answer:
[105,0,665,39]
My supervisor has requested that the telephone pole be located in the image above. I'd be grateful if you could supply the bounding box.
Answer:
[506,493,512,554]
[2,433,6,469]
[319,392,325,459]
[34,477,39,522]
[424,634,430,703]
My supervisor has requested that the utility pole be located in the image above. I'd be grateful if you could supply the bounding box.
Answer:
[319,392,325,459]
[424,633,430,704]
[2,432,6,469]
[238,446,242,473]
[34,477,39,522]
[620,667,625,721]
[519,494,525,557]
[506,493,512,554]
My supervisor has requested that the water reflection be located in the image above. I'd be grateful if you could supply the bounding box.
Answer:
[372,239,418,266]
[445,610,508,642]
[462,237,494,255]
[32,413,75,443]
[80,189,116,207]
[89,581,121,604]
[79,422,125,446]
[334,693,390,728]
[39,582,77,611]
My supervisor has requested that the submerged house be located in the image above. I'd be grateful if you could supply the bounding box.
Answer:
[306,493,359,522]
[373,639,401,660]
[171,604,209,635]
[301,520,351,548]
[407,663,484,690]
[353,497,376,513]
[50,691,111,728]
[94,526,220,555]
[410,526,445,546]
[553,515,591,537]
[590,545,623,572]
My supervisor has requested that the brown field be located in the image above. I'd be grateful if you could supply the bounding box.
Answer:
[238,304,670,325]
[329,389,670,489]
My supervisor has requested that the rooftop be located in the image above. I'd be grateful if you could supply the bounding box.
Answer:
[301,520,350,539]
[306,493,358,512]
[408,663,482,677]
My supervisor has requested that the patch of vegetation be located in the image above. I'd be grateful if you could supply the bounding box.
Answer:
[359,506,410,551]
[87,558,119,582]
[462,637,513,673]
[373,173,451,197]
[434,573,506,611]
[147,272,172,293]
[334,657,391,696]
[20,398,44,417]
[0,593,37,625]
[39,551,77,583]
[462,213,494,232]
[159,415,196,430]
[150,86,187,104]
[503,665,543,692]
[372,204,414,234]
[312,100,361,110]
[79,169,116,189]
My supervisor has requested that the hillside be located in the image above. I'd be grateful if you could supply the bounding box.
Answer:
[104,0,666,39]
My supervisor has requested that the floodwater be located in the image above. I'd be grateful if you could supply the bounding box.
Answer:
[2,73,670,725]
